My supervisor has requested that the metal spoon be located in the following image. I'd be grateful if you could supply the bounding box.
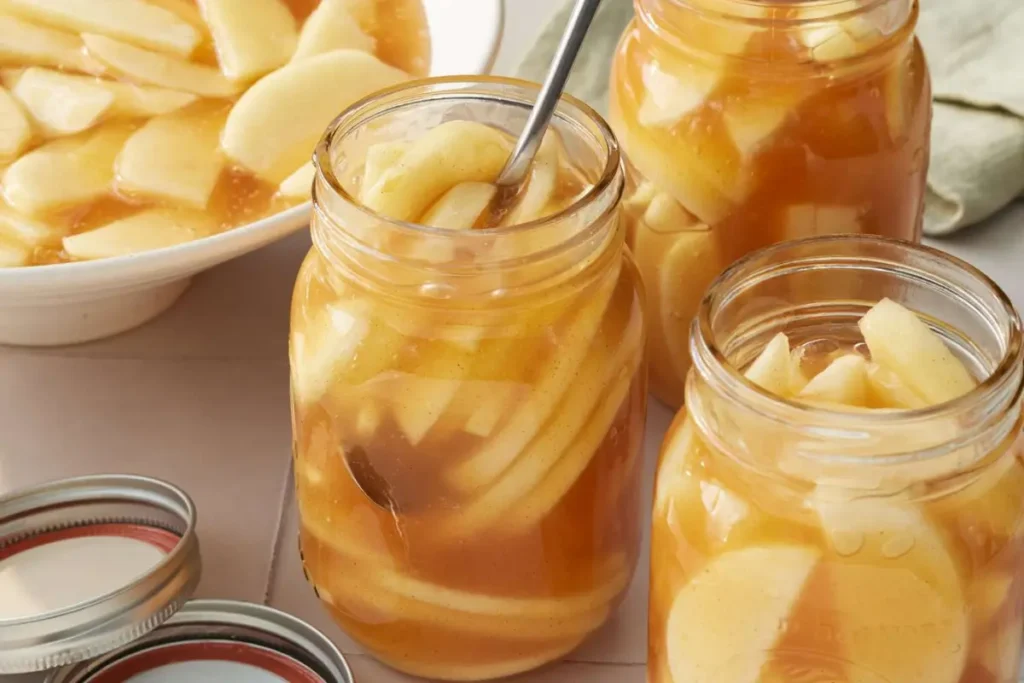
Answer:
[482,0,604,224]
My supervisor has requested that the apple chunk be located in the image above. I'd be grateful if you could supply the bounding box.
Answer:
[3,121,135,213]
[63,208,215,259]
[0,0,201,57]
[11,66,114,135]
[744,332,795,396]
[0,13,105,74]
[291,0,375,62]
[222,49,407,184]
[82,33,240,98]
[116,108,227,209]
[796,353,868,407]
[197,0,297,82]
[278,162,315,199]
[859,298,977,405]
[0,84,31,157]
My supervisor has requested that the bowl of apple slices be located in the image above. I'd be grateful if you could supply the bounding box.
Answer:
[0,0,502,345]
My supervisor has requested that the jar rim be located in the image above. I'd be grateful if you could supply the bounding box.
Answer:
[312,76,623,242]
[691,234,1024,431]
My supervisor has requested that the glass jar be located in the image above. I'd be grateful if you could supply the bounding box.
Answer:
[289,78,647,681]
[650,236,1024,683]
[610,0,932,407]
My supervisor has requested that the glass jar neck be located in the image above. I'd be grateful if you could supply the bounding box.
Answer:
[311,78,625,309]
[687,236,1024,493]
[636,0,918,68]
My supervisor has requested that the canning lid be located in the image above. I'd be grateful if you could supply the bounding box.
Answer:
[0,475,353,682]
[0,475,201,673]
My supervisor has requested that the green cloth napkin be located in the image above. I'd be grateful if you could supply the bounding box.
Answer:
[516,0,1024,236]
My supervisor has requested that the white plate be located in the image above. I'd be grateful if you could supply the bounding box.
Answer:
[0,0,504,346]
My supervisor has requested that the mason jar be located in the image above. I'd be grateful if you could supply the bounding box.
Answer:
[650,236,1024,683]
[610,0,932,407]
[289,78,647,680]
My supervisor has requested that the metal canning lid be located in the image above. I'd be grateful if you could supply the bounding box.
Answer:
[46,600,354,683]
[0,474,201,674]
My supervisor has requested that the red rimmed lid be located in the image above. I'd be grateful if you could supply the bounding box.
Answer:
[0,475,201,674]
[47,600,354,683]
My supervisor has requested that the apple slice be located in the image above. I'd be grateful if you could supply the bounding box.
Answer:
[145,0,206,32]
[82,33,240,98]
[361,140,408,196]
[643,193,700,234]
[859,298,977,405]
[11,66,114,135]
[63,208,215,259]
[613,114,734,225]
[637,61,720,129]
[0,204,61,245]
[658,230,721,382]
[501,132,558,225]
[290,300,370,406]
[422,181,496,230]
[665,546,820,683]
[0,0,201,57]
[278,161,315,199]
[116,108,226,209]
[197,0,297,82]
[291,0,375,63]
[783,204,864,240]
[222,49,408,184]
[445,267,619,492]
[104,82,196,118]
[0,84,31,157]
[744,332,794,397]
[865,361,926,409]
[796,353,869,407]
[3,121,134,214]
[723,90,805,159]
[0,13,105,74]
[797,2,884,62]
[813,495,967,683]
[463,384,515,437]
[362,120,511,221]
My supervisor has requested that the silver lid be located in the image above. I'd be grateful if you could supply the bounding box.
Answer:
[0,475,201,674]
[46,599,354,683]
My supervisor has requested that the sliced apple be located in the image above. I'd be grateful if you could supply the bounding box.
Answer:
[0,13,105,74]
[643,193,700,234]
[744,332,794,396]
[0,0,201,57]
[197,0,297,82]
[637,61,719,129]
[658,230,721,382]
[222,49,408,184]
[687,0,773,55]
[422,181,496,230]
[501,132,559,225]
[783,204,864,240]
[116,108,226,209]
[278,161,315,199]
[796,353,868,407]
[883,53,910,142]
[145,0,206,32]
[81,33,240,98]
[463,384,514,437]
[812,495,967,683]
[361,140,408,196]
[0,204,60,245]
[104,82,196,118]
[0,84,30,157]
[290,300,370,405]
[63,208,215,259]
[291,0,375,63]
[445,267,619,492]
[613,114,734,225]
[665,545,820,683]
[11,66,114,135]
[865,361,927,409]
[859,298,977,405]
[723,91,804,159]
[3,121,134,213]
[797,2,884,62]
[362,120,510,221]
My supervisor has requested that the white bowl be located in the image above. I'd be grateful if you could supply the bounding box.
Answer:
[0,0,504,346]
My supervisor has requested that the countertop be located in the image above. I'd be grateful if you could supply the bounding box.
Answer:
[4,1,1024,681]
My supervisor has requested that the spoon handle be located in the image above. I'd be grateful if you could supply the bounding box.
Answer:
[496,0,604,187]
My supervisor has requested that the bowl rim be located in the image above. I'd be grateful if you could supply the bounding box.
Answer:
[0,0,505,291]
